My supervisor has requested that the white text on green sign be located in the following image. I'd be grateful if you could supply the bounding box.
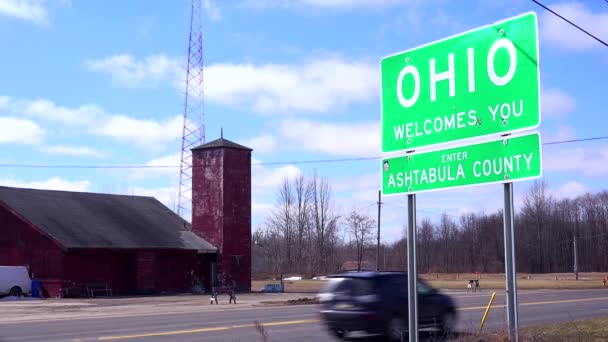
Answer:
[381,12,540,153]
[382,133,542,195]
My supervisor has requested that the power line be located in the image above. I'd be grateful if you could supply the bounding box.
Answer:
[531,0,608,48]
[258,156,380,166]
[542,136,608,146]
[0,135,606,169]
[0,164,177,169]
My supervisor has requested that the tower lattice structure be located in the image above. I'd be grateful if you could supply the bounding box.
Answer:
[178,0,205,221]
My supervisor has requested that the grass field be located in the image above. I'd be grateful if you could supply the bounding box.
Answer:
[522,316,608,341]
[458,317,608,341]
[252,272,608,293]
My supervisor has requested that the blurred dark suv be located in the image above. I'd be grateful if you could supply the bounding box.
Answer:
[318,271,457,341]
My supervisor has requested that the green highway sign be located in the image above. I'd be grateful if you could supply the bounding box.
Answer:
[382,132,542,195]
[381,12,540,153]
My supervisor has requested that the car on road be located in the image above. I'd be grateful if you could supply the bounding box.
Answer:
[318,271,456,341]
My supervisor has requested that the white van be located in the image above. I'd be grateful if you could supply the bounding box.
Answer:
[0,266,31,297]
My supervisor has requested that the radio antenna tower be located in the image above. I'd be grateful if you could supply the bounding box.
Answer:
[178,0,205,221]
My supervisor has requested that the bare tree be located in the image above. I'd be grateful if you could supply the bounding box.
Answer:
[268,179,295,272]
[293,175,312,273]
[253,177,608,279]
[345,210,375,271]
[310,172,340,274]
[522,180,552,272]
[260,173,341,276]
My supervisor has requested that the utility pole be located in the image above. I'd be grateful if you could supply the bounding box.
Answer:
[377,190,381,271]
[573,227,578,281]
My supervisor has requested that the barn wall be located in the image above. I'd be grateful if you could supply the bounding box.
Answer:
[63,249,214,295]
[63,249,136,295]
[0,205,64,280]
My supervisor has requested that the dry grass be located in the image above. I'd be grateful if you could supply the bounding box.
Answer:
[446,317,608,341]
[252,272,608,293]
[521,316,608,341]
[424,272,608,290]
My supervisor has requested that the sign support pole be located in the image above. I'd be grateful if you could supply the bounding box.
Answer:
[407,193,418,342]
[503,182,519,341]
[377,190,381,271]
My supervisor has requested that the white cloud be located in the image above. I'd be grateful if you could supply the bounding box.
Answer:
[540,2,608,50]
[206,58,378,113]
[84,54,181,88]
[243,134,277,154]
[92,114,183,149]
[252,202,274,216]
[241,0,411,10]
[279,119,380,156]
[0,176,91,192]
[0,96,182,150]
[229,157,305,227]
[0,0,48,25]
[299,0,403,8]
[85,54,378,114]
[541,125,576,144]
[40,145,106,157]
[252,162,302,190]
[130,152,181,180]
[541,88,575,118]
[543,144,608,176]
[552,181,591,199]
[132,186,178,210]
[0,96,98,125]
[203,0,222,20]
[0,117,44,144]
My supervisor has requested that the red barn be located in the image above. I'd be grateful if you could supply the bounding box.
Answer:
[0,136,252,296]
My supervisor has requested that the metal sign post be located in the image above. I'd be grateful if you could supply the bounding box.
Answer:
[407,193,418,341]
[503,182,519,341]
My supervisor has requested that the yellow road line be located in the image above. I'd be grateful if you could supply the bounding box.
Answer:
[228,319,319,330]
[259,319,319,327]
[98,327,229,340]
[97,319,319,340]
[94,296,608,340]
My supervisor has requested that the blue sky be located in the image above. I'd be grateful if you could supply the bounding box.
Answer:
[0,0,607,242]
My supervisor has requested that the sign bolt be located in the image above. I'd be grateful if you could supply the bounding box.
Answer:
[407,138,411,144]
[407,156,412,161]
[504,174,509,180]
[502,119,507,126]
[500,29,505,35]
[503,139,509,146]
[408,187,412,192]
[406,57,410,63]
[476,118,482,125]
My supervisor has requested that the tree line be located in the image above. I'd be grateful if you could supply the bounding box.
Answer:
[252,175,608,278]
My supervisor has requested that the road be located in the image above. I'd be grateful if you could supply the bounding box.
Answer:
[1,289,608,341]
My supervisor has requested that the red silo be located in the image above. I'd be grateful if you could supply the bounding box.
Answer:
[191,136,252,291]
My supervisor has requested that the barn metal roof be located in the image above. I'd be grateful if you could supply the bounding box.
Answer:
[0,186,217,252]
